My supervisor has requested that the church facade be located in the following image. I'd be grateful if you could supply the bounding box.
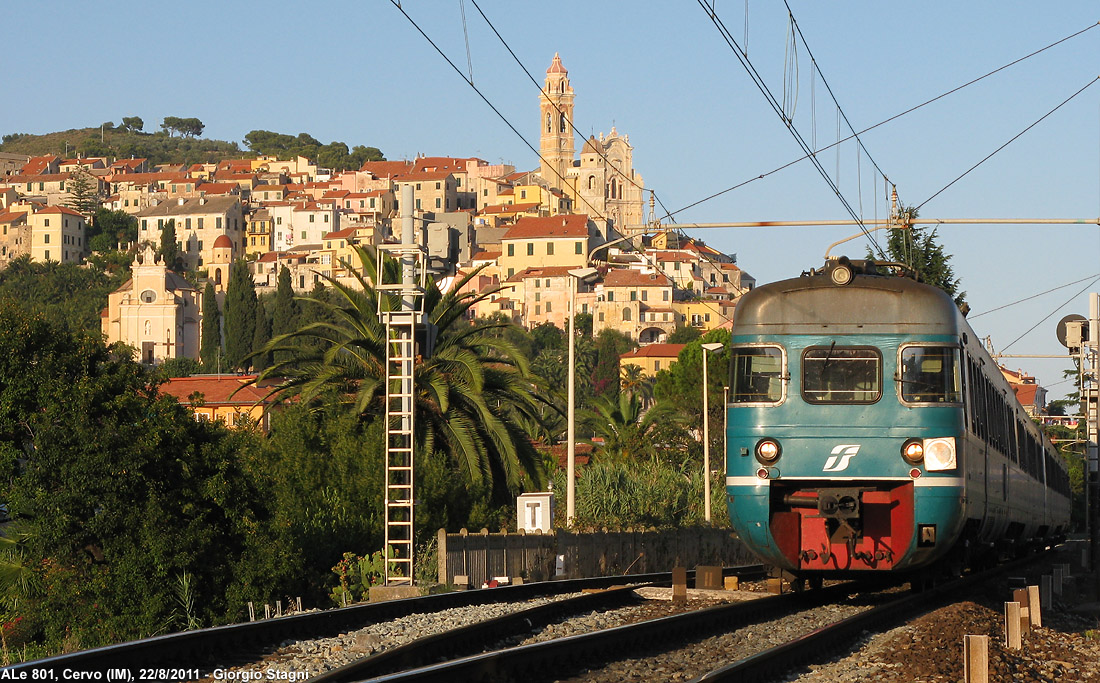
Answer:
[537,54,646,235]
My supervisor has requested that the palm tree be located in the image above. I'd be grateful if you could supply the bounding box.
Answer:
[581,390,659,462]
[252,246,547,497]
[619,364,654,408]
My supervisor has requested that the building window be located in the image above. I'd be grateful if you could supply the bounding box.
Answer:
[663,291,669,302]
[535,305,541,315]
[630,291,637,301]
[623,308,631,322]
[546,301,552,312]
[310,214,315,223]
[535,292,541,302]
[655,361,661,371]
[435,198,441,209]
[598,312,604,322]
[607,291,614,302]
[507,268,515,278]
[43,219,49,228]
[216,217,223,229]
[547,243,554,256]
[43,234,50,243]
[198,217,203,229]
[527,243,534,256]
[575,242,583,254]
[641,290,648,301]
[507,244,515,257]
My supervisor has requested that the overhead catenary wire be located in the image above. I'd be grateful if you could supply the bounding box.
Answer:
[697,0,887,259]
[970,273,1100,319]
[916,77,1100,211]
[666,21,1100,221]
[999,274,1100,353]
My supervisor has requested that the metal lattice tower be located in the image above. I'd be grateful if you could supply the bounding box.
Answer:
[376,236,427,586]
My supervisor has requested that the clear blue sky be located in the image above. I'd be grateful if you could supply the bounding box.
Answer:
[4,2,1100,396]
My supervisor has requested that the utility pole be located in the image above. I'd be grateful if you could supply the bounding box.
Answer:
[1089,295,1100,589]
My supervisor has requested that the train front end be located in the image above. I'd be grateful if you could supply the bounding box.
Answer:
[725,266,968,576]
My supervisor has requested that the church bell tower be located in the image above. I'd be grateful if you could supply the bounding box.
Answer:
[539,53,575,190]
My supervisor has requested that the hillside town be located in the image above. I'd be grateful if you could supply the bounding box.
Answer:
[0,55,753,370]
[0,54,1048,409]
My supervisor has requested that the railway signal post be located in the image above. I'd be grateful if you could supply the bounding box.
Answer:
[376,184,430,588]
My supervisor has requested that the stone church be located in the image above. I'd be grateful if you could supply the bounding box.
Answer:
[538,54,646,234]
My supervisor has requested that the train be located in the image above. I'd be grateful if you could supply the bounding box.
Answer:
[724,257,1072,581]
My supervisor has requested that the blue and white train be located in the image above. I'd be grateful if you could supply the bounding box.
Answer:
[724,258,1071,578]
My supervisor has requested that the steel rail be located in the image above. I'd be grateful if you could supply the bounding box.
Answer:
[311,564,769,682]
[349,580,861,682]
[693,553,1047,682]
[8,567,765,673]
[8,569,760,676]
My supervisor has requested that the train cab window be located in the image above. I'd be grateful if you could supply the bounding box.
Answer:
[801,345,881,404]
[899,346,961,404]
[729,345,786,404]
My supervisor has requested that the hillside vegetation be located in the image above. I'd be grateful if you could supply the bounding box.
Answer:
[1,122,386,169]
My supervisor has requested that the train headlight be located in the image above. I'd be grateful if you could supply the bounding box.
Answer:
[755,438,781,464]
[829,263,854,286]
[901,439,924,465]
[924,437,957,471]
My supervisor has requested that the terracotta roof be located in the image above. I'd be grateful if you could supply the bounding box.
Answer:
[473,251,501,261]
[502,214,589,240]
[159,375,272,405]
[253,184,285,192]
[1014,384,1040,407]
[0,211,26,223]
[37,205,84,218]
[213,235,233,249]
[602,269,672,288]
[620,343,685,359]
[323,228,356,239]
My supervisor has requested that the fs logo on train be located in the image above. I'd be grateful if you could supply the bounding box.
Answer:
[823,445,860,472]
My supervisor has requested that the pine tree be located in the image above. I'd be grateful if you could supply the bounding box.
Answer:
[876,206,967,309]
[200,282,222,370]
[65,171,100,219]
[251,297,272,373]
[270,266,299,363]
[223,260,258,371]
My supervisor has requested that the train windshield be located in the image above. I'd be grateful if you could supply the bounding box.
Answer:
[801,345,881,404]
[729,345,785,404]
[899,345,962,403]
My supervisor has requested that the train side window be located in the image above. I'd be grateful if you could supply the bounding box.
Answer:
[801,345,881,404]
[898,345,962,404]
[729,345,786,405]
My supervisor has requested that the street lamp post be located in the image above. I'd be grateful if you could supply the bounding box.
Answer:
[701,342,724,523]
[566,266,599,527]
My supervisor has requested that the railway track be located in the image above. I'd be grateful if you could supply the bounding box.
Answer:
[300,552,1053,683]
[7,566,764,679]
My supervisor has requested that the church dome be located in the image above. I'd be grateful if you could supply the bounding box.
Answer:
[213,235,233,249]
[546,53,567,75]
[582,135,602,155]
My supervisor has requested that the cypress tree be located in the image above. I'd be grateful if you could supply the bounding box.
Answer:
[223,260,258,371]
[252,297,272,373]
[159,219,178,271]
[200,282,221,370]
[64,170,100,219]
[271,265,299,363]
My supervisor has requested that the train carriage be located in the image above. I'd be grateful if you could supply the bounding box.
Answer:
[724,259,1071,578]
